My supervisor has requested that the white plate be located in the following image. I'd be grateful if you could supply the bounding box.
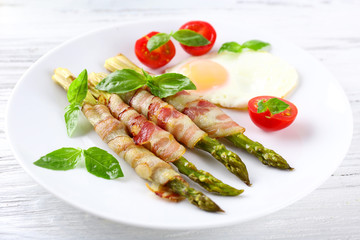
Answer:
[6,18,353,230]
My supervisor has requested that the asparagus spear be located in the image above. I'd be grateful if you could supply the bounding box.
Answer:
[104,54,292,170]
[195,136,250,186]
[89,71,251,186]
[66,68,244,196]
[53,68,223,212]
[226,133,293,170]
[166,178,224,212]
[174,157,244,196]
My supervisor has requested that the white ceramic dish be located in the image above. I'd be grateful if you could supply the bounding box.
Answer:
[6,19,353,230]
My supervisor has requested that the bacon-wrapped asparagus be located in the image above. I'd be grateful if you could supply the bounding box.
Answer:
[52,68,222,212]
[93,86,243,196]
[89,72,250,186]
[105,54,292,170]
[58,68,242,196]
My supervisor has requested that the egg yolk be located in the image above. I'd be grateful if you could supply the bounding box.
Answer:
[182,59,228,92]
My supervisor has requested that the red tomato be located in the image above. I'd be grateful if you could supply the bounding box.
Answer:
[179,21,217,56]
[134,31,176,69]
[248,96,298,131]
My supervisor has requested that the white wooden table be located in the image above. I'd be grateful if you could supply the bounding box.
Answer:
[1,0,359,239]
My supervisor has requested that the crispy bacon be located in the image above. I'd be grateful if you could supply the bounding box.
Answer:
[81,103,183,200]
[123,89,207,148]
[166,93,245,138]
[103,55,245,138]
[133,121,156,145]
[107,94,186,162]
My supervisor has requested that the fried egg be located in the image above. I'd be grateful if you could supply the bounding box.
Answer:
[165,51,298,109]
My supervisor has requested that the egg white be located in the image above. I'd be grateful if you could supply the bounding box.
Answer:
[166,51,298,109]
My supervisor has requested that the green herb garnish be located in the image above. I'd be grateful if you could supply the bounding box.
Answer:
[64,103,81,136]
[172,29,210,46]
[67,69,88,105]
[147,30,210,52]
[147,33,172,52]
[96,69,196,98]
[257,98,289,115]
[34,147,82,170]
[83,147,123,179]
[64,69,88,136]
[34,147,124,180]
[218,40,270,54]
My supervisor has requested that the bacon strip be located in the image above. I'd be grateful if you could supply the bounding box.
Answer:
[89,70,208,149]
[114,87,207,148]
[82,103,183,200]
[107,94,186,162]
[166,91,245,138]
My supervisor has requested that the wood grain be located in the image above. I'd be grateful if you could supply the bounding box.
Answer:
[1,0,359,239]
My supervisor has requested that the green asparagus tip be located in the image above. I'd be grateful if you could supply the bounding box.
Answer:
[226,133,293,171]
[196,136,251,186]
[167,178,224,212]
[173,157,244,196]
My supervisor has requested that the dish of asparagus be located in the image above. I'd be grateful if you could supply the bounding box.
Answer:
[49,59,291,212]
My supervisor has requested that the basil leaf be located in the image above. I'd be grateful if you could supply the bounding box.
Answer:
[65,103,81,137]
[142,69,153,81]
[147,73,197,98]
[146,80,162,98]
[257,100,267,113]
[172,29,210,47]
[67,69,88,105]
[84,147,123,179]
[219,40,270,54]
[96,69,147,94]
[218,42,243,53]
[147,33,171,52]
[257,98,289,115]
[266,98,289,114]
[242,40,270,51]
[95,69,196,98]
[34,146,124,180]
[34,147,83,170]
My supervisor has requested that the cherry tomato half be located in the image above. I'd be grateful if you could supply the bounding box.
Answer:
[248,96,298,131]
[179,21,217,56]
[135,31,176,69]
